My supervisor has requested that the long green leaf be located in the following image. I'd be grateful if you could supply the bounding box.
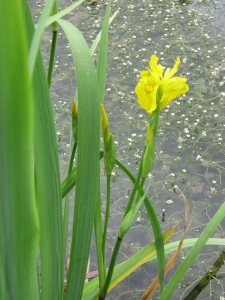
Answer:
[90,10,119,56]
[94,187,106,291]
[153,238,225,260]
[92,2,112,293]
[0,1,39,299]
[58,19,101,300]
[159,201,225,299]
[23,1,64,299]
[96,0,111,104]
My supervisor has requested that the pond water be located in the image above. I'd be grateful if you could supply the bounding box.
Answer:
[32,0,225,298]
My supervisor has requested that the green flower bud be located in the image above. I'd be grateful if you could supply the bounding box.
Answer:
[104,133,116,175]
[145,123,152,146]
[101,104,116,175]
[142,124,155,177]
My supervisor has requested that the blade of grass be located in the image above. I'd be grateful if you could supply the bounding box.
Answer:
[23,1,64,299]
[93,1,111,293]
[90,10,119,56]
[96,0,111,104]
[0,1,39,298]
[94,188,106,291]
[160,238,225,256]
[62,143,77,279]
[102,175,111,266]
[58,19,101,300]
[159,200,225,300]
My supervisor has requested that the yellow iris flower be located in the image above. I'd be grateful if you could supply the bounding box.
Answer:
[135,54,189,114]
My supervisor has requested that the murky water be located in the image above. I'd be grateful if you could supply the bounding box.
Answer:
[31,0,225,298]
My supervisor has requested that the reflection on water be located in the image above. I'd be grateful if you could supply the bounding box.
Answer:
[32,0,225,298]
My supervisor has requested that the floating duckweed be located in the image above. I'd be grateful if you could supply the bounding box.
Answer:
[167,199,174,204]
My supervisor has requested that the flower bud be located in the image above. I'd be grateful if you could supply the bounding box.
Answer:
[101,104,116,175]
[145,123,153,146]
[142,134,155,177]
[101,104,110,143]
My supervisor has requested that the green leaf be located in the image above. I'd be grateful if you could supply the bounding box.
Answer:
[144,197,165,295]
[0,1,39,299]
[93,4,113,288]
[58,19,101,300]
[152,238,225,260]
[90,10,119,56]
[23,1,64,299]
[96,0,111,104]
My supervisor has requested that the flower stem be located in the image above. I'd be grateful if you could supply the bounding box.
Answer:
[135,176,146,204]
[123,150,145,216]
[94,186,106,291]
[150,86,162,136]
[99,237,121,299]
[47,30,57,87]
[102,175,111,265]
[68,143,77,172]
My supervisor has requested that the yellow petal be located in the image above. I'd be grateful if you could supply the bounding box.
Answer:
[140,70,150,78]
[164,57,180,80]
[135,82,157,114]
[149,54,164,78]
[159,78,189,110]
